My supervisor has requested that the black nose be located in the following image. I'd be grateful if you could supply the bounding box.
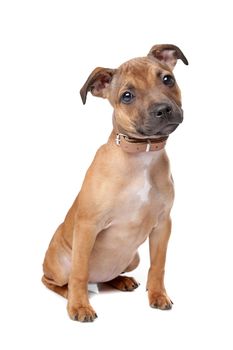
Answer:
[150,103,172,119]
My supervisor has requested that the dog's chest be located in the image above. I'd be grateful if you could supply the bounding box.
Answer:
[119,169,152,221]
[135,169,151,202]
[114,154,161,227]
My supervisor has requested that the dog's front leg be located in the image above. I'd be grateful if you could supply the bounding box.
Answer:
[67,222,98,322]
[147,216,173,310]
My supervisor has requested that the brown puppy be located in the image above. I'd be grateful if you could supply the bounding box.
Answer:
[42,44,188,322]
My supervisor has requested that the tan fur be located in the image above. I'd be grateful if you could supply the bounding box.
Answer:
[42,44,188,322]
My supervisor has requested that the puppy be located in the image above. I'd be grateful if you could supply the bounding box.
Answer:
[42,44,188,322]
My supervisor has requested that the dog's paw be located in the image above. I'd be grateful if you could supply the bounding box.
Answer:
[107,275,140,291]
[148,291,173,310]
[67,303,98,322]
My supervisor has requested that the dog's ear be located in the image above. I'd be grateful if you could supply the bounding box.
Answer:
[148,44,188,70]
[80,67,116,104]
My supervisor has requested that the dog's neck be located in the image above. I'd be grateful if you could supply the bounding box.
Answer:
[111,115,168,153]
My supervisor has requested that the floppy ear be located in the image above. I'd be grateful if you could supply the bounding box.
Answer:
[148,44,188,70]
[80,67,116,104]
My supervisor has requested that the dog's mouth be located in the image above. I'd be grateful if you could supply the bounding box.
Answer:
[155,123,180,136]
[136,123,180,138]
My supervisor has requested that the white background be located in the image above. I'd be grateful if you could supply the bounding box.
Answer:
[1,0,233,348]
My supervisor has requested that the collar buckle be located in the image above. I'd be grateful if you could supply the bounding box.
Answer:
[115,133,126,146]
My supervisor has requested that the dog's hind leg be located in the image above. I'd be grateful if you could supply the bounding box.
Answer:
[42,275,68,298]
[42,223,71,298]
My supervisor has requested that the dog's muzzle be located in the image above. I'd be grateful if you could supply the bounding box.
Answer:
[137,103,183,137]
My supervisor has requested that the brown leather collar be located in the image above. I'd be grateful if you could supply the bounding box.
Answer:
[115,133,168,153]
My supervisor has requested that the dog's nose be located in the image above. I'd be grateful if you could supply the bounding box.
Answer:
[150,103,172,119]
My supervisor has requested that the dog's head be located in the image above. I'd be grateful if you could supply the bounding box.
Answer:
[80,44,188,138]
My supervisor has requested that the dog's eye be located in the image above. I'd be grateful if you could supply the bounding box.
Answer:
[121,91,135,104]
[162,75,175,87]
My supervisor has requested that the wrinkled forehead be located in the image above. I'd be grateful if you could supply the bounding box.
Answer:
[111,57,169,92]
